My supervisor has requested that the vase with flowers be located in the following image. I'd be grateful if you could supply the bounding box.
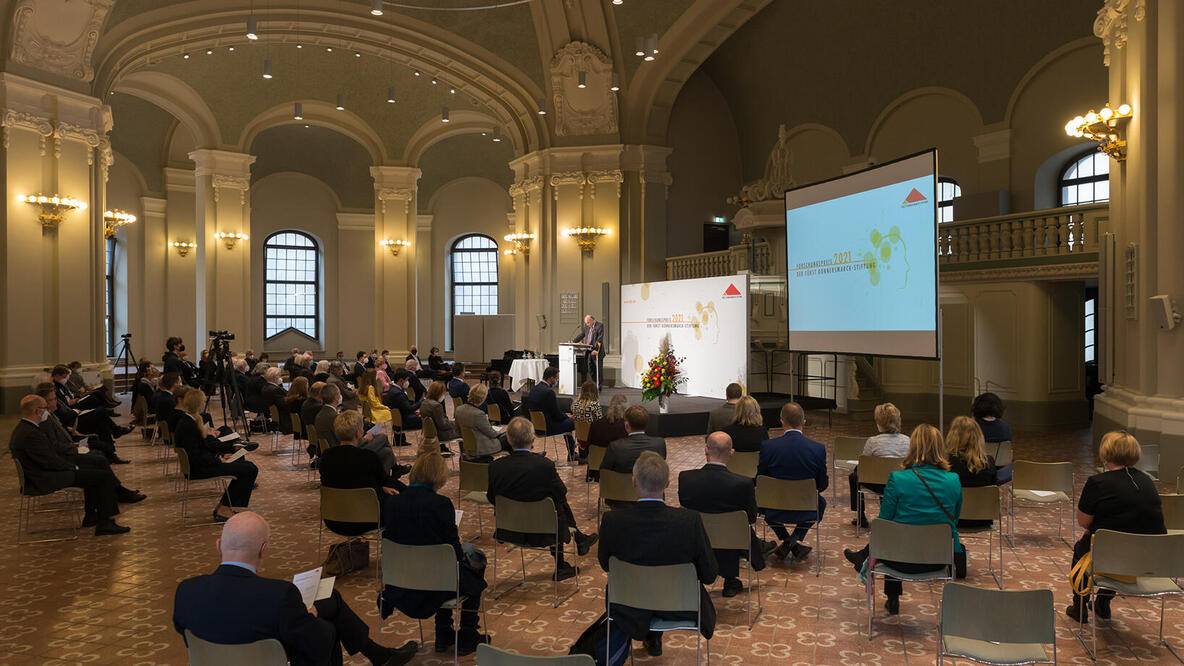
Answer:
[640,335,686,414]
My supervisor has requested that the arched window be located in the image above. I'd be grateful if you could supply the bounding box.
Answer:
[105,236,116,357]
[1059,151,1109,206]
[264,231,320,339]
[937,177,961,223]
[449,234,498,347]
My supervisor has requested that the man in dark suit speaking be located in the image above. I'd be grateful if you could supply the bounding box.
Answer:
[173,511,417,666]
[571,314,604,387]
[757,401,828,563]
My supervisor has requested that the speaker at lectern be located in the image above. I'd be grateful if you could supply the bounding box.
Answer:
[557,343,592,396]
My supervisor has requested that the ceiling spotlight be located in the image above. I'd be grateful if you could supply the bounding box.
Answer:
[492,127,502,142]
[610,72,620,91]
[228,46,235,52]
[645,34,659,60]
[371,0,384,15]
[577,71,587,88]
[326,47,333,52]
[612,0,622,4]
[537,98,546,115]
[247,15,258,40]
[441,107,450,123]
[431,77,438,85]
[296,43,303,49]
[634,36,645,57]
[293,102,303,120]
[387,87,396,103]
[304,124,310,128]
[336,92,345,110]
[354,52,361,58]
[183,53,190,59]
[262,58,273,79]
[413,70,421,76]
[449,87,456,94]
[206,49,213,55]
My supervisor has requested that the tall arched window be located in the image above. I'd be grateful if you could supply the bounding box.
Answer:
[449,234,498,347]
[105,236,116,357]
[264,231,320,339]
[937,177,961,223]
[1059,151,1109,206]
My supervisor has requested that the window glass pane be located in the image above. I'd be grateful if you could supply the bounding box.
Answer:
[264,231,319,340]
[1085,299,1095,316]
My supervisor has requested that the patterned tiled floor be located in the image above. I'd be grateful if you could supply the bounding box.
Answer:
[0,397,1179,665]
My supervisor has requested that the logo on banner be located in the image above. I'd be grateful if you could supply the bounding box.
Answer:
[901,188,928,207]
[722,283,742,299]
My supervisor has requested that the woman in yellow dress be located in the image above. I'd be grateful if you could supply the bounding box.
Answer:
[357,368,392,423]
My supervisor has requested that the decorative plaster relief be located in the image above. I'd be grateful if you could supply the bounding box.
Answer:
[1094,0,1146,67]
[587,169,624,198]
[212,174,251,204]
[1,109,53,154]
[10,0,113,83]
[549,41,618,137]
[550,172,586,201]
[377,187,414,214]
[732,124,794,205]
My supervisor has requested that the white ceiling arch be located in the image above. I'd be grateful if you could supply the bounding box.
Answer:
[403,109,509,166]
[112,70,222,148]
[238,100,388,165]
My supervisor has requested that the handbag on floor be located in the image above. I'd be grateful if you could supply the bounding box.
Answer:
[1070,533,1136,597]
[323,538,369,576]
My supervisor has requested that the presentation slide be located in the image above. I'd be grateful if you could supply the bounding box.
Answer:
[784,150,939,358]
[620,274,748,400]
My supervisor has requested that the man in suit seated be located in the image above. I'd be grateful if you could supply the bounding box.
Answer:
[757,402,828,562]
[9,395,131,535]
[50,364,132,456]
[706,383,743,433]
[154,372,181,427]
[523,366,577,461]
[318,384,400,475]
[601,406,667,476]
[402,361,427,402]
[679,432,776,597]
[597,451,718,659]
[382,369,422,446]
[327,361,359,411]
[446,363,471,404]
[173,511,417,666]
[487,417,597,581]
[302,382,325,438]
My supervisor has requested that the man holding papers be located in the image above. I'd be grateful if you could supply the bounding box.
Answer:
[174,512,417,666]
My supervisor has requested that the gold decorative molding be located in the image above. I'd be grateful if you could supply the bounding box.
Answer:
[2,109,53,154]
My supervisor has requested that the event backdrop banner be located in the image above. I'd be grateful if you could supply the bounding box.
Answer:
[620,274,749,400]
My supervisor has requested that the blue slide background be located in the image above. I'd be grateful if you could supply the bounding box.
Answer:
[785,175,937,332]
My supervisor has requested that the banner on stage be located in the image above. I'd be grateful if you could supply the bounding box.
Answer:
[620,274,749,400]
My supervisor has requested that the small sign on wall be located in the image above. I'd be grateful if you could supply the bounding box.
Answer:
[560,292,580,323]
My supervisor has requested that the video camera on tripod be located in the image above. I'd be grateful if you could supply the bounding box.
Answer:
[206,329,250,441]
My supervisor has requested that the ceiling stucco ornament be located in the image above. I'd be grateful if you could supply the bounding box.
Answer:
[377,187,415,214]
[1094,0,1145,67]
[10,0,113,83]
[2,109,54,154]
[550,42,618,137]
[212,175,251,205]
[550,172,586,201]
[729,124,795,206]
[588,169,624,198]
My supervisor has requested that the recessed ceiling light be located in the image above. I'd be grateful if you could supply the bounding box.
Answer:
[371,0,384,15]
[246,15,258,40]
[449,87,456,94]
[304,124,310,128]
[431,78,438,85]
[206,49,213,55]
[355,52,361,58]
[326,47,333,52]
[183,53,190,59]
[228,46,235,52]
[296,43,303,49]
[413,70,421,76]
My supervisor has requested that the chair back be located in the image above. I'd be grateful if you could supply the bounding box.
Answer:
[1138,443,1160,477]
[833,435,865,464]
[159,419,173,446]
[185,630,287,666]
[587,445,607,473]
[12,458,27,495]
[459,460,490,494]
[461,428,479,458]
[959,485,1001,523]
[857,456,904,485]
[529,411,548,435]
[494,496,558,536]
[175,447,192,478]
[305,424,319,449]
[1012,460,1073,494]
[574,420,591,442]
[1162,493,1184,532]
[389,408,403,431]
[727,451,759,478]
[488,403,502,424]
[319,487,380,527]
[939,583,1054,647]
[422,416,439,439]
[475,643,595,665]
[290,413,303,437]
[598,469,638,504]
[381,540,457,592]
[869,518,954,567]
[133,394,148,416]
[268,404,281,427]
[755,475,818,513]
[1091,529,1184,579]
[361,400,374,422]
[992,441,1014,467]
[699,510,751,551]
[607,557,699,613]
[453,395,464,409]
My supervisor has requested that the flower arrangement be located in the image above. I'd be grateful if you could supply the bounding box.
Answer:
[640,335,686,403]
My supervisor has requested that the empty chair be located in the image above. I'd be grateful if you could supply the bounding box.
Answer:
[1162,493,1184,534]
[1008,460,1074,546]
[958,485,1004,588]
[491,497,577,607]
[726,450,759,479]
[1138,443,1160,480]
[184,630,287,666]
[937,583,1055,665]
[831,435,865,499]
[318,487,382,583]
[699,510,762,627]
[475,643,594,665]
[606,557,707,664]
[866,518,955,638]
[289,413,304,465]
[854,456,905,536]
[993,440,1014,468]
[12,458,82,544]
[755,475,824,576]
[458,460,492,535]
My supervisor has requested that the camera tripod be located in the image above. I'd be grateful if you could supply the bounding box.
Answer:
[206,331,251,442]
[113,334,135,394]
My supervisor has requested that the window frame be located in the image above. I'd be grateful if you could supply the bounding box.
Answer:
[1084,296,1096,363]
[937,176,961,223]
[448,233,499,349]
[263,230,321,341]
[105,236,116,358]
[1058,150,1110,207]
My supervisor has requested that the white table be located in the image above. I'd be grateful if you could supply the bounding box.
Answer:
[508,359,550,391]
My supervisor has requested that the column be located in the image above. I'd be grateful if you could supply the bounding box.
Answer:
[371,166,421,353]
[134,195,168,357]
[163,166,198,351]
[0,73,112,411]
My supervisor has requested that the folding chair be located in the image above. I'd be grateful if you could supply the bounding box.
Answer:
[491,497,578,607]
[458,460,492,536]
[607,557,707,664]
[755,475,823,576]
[832,435,865,500]
[175,447,234,521]
[461,428,480,460]
[13,458,82,544]
[529,411,564,464]
[1162,493,1184,534]
[453,395,464,410]
[1008,460,1074,546]
[699,510,762,627]
[390,408,421,453]
[866,518,955,638]
[382,540,487,665]
[586,445,607,510]
[1139,443,1160,480]
[958,485,1004,588]
[423,417,459,467]
[937,583,1055,665]
[184,630,287,666]
[158,419,175,477]
[854,456,904,536]
[318,487,383,584]
[992,440,1014,468]
[289,413,304,465]
[475,644,594,665]
[597,469,637,522]
[574,420,591,450]
[305,424,322,481]
[267,405,284,454]
[1076,530,1184,662]
[487,403,503,425]
[726,451,759,479]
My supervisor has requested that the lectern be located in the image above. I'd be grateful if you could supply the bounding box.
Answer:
[557,343,592,396]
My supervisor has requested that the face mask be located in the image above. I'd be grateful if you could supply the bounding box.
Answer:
[179,344,186,352]
[39,409,50,423]
[55,377,66,384]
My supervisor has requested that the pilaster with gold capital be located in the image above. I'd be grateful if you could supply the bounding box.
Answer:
[370,166,421,349]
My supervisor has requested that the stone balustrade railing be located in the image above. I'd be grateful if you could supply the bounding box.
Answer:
[666,241,771,280]
[938,203,1107,264]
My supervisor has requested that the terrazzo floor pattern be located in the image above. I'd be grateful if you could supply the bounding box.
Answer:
[0,399,1178,665]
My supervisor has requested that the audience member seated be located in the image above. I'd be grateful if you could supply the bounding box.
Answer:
[173,512,417,666]
[174,389,259,522]
[382,370,423,446]
[10,395,134,536]
[197,349,218,396]
[601,406,667,478]
[848,402,910,528]
[50,365,131,463]
[596,452,717,660]
[313,360,331,384]
[972,391,1014,483]
[571,381,603,457]
[261,367,290,433]
[843,424,962,616]
[455,384,507,462]
[285,377,311,441]
[330,385,399,474]
[328,361,359,411]
[447,363,471,404]
[40,379,124,464]
[721,395,769,453]
[406,346,432,379]
[679,432,774,598]
[1065,431,1165,623]
[487,417,597,581]
[944,415,997,537]
[758,402,828,563]
[131,360,159,425]
[302,382,326,446]
[352,351,368,383]
[707,382,744,433]
[163,336,196,387]
[484,371,515,424]
[586,395,628,482]
[154,372,181,426]
[523,366,577,461]
[420,381,459,451]
[381,452,490,655]
[33,383,120,470]
[358,368,392,425]
[402,361,427,403]
[65,361,118,407]
[376,357,394,393]
[51,364,116,414]
[314,384,342,448]
[319,411,406,536]
[427,347,451,379]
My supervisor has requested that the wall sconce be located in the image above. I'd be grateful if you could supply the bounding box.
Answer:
[17,194,87,230]
[1066,103,1133,160]
[380,238,410,256]
[103,209,136,238]
[214,231,248,249]
[503,232,535,256]
[564,227,610,254]
[171,241,196,257]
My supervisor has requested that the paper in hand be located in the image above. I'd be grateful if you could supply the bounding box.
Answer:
[455,509,464,526]
[224,448,248,463]
[292,567,335,608]
[218,432,241,443]
[367,421,385,438]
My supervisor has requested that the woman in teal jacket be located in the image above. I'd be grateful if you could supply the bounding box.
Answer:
[843,424,963,614]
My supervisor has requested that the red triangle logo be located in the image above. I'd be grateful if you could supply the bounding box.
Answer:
[903,188,927,203]
[724,283,741,296]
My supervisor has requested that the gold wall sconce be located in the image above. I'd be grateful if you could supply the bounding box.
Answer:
[503,232,535,256]
[103,210,136,238]
[1065,103,1133,160]
[18,194,87,230]
[171,241,196,257]
[215,232,248,249]
[563,227,610,254]
[380,238,410,256]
